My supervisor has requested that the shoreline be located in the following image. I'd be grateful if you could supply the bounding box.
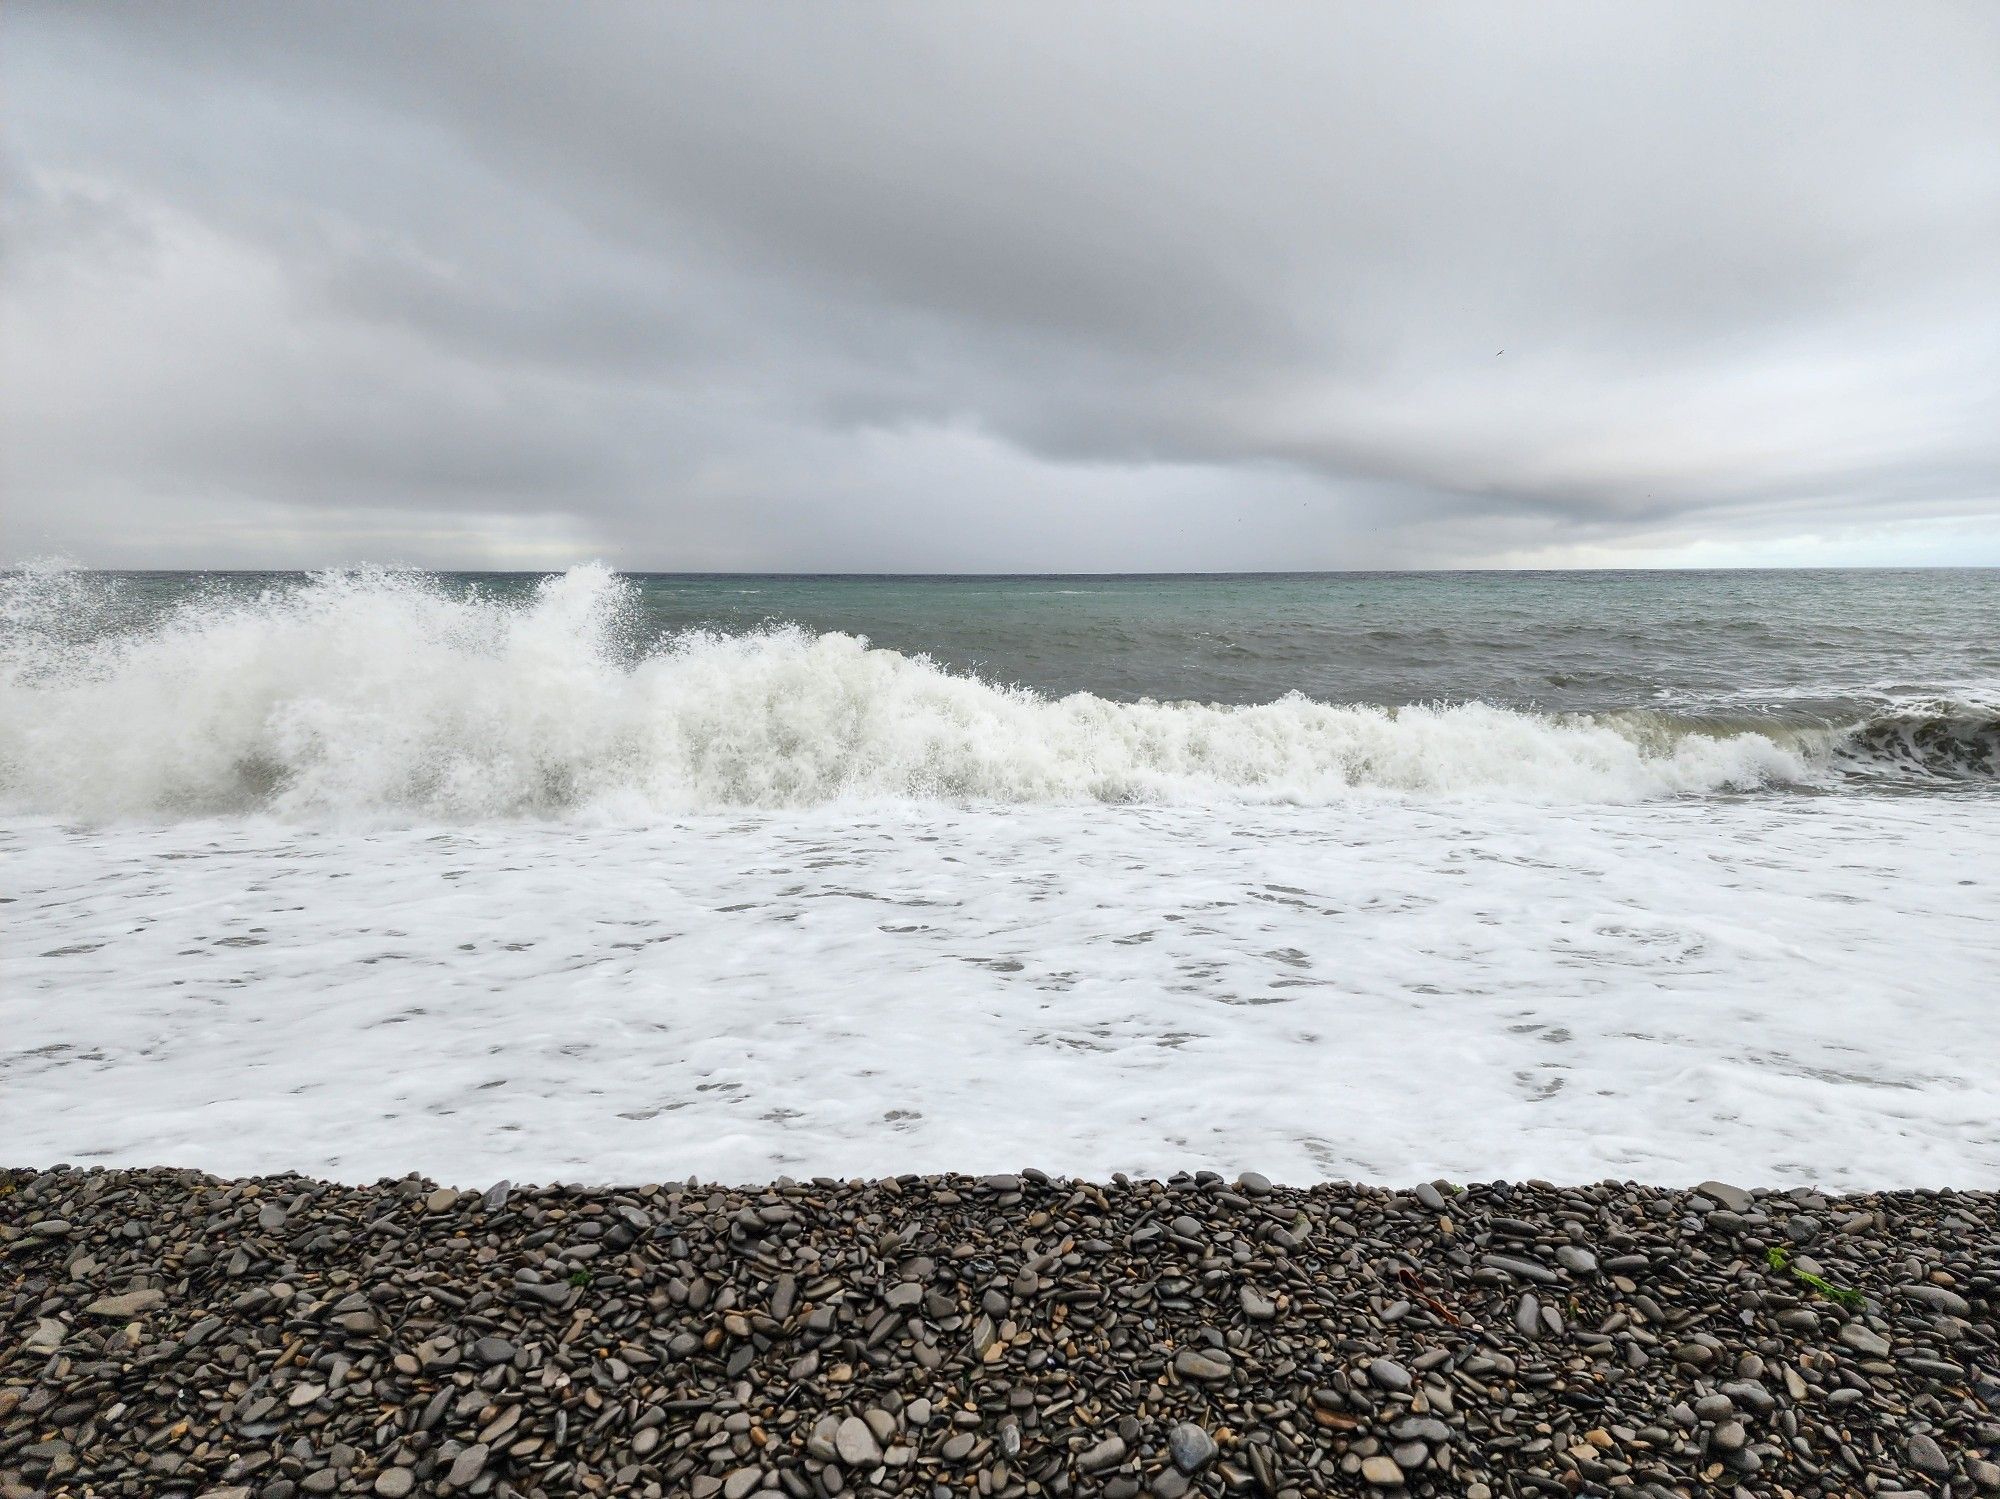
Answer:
[2,1168,1994,1497]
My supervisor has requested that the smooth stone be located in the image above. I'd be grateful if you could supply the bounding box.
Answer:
[1360,1455,1406,1487]
[1694,1180,1754,1212]
[1079,1436,1128,1473]
[1236,1172,1273,1198]
[835,1415,882,1466]
[1239,1285,1276,1321]
[84,1289,164,1317]
[1168,1423,1217,1474]
[1720,1380,1774,1414]
[1173,1349,1232,1382]
[1483,1254,1559,1285]
[472,1335,516,1366]
[1368,1358,1413,1392]
[1907,1434,1951,1478]
[373,1471,415,1498]
[1902,1284,1972,1318]
[722,1469,762,1499]
[1554,1245,1597,1275]
[446,1444,488,1486]
[1837,1322,1892,1358]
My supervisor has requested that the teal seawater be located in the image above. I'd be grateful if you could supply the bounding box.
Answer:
[99,566,1999,715]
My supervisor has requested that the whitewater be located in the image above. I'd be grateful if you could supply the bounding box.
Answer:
[3,564,1997,1188]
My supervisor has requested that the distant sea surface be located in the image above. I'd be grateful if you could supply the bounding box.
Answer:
[4,565,1997,1188]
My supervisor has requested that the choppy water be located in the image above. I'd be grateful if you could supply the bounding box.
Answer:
[2,564,1996,1187]
[3,563,1997,814]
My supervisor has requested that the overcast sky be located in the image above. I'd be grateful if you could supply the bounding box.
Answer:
[5,3,1998,571]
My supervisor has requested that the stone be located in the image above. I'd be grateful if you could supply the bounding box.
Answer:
[1360,1455,1406,1487]
[83,1288,164,1317]
[1173,1349,1232,1382]
[722,1469,762,1499]
[1694,1180,1753,1212]
[1907,1434,1951,1478]
[373,1469,416,1497]
[1368,1357,1413,1391]
[1238,1285,1276,1321]
[472,1335,516,1366]
[446,1444,488,1486]
[1079,1436,1128,1473]
[1168,1423,1217,1474]
[1483,1253,1559,1284]
[23,1317,66,1351]
[1901,1283,1971,1318]
[1236,1171,1273,1197]
[1837,1322,1891,1358]
[835,1415,882,1466]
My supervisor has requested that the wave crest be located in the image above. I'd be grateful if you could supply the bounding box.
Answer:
[1,563,1958,819]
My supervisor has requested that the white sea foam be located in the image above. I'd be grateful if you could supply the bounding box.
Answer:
[3,798,1996,1188]
[1,563,1822,817]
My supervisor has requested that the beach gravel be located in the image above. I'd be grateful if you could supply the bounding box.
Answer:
[1,1167,1995,1496]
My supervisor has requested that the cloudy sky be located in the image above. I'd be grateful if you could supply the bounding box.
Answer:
[5,3,1998,571]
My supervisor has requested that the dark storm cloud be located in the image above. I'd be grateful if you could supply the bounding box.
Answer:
[4,1,1998,569]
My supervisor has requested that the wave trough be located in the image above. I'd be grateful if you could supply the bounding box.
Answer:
[1,564,1987,819]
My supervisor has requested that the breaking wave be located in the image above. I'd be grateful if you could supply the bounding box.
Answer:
[0,564,1988,819]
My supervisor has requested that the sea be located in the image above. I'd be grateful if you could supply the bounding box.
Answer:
[3,563,1996,1189]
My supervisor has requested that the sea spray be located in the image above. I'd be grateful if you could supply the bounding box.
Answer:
[6,562,1981,819]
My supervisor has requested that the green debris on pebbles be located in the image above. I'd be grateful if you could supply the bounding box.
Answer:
[1,1168,1996,1497]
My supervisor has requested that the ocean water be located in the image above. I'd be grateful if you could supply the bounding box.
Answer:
[3,563,1996,1186]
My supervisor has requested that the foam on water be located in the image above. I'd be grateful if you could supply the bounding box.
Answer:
[3,799,1996,1188]
[0,562,1862,817]
[4,563,1995,1189]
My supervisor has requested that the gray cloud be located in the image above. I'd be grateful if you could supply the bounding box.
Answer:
[4,1,1998,569]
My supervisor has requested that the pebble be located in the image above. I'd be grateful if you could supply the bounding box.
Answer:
[1360,1454,1406,1486]
[471,1334,516,1366]
[1,1165,1991,1499]
[1838,1321,1892,1357]
[1168,1423,1216,1473]
[1078,1435,1127,1472]
[1368,1356,1413,1391]
[1694,1180,1754,1212]
[1172,1348,1232,1381]
[445,1443,487,1486]
[1553,1245,1597,1275]
[834,1414,881,1466]
[1907,1433,1951,1478]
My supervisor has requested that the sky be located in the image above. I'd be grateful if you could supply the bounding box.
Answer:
[4,3,1999,572]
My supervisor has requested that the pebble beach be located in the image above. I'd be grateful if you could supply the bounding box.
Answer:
[3,1168,1995,1498]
